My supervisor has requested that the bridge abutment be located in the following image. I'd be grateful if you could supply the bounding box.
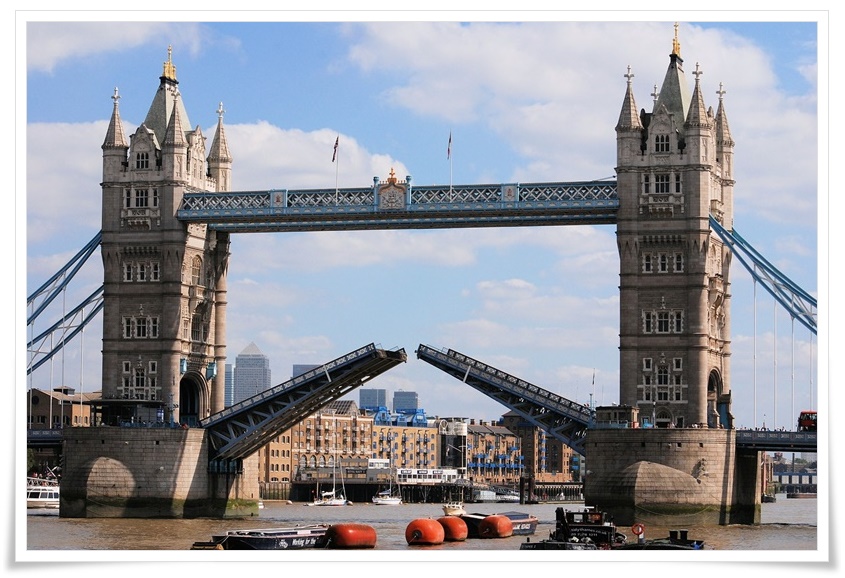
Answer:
[584,428,760,526]
[59,428,260,518]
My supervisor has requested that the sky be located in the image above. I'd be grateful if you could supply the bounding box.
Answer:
[18,13,828,437]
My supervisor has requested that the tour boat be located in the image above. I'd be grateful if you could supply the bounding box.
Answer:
[26,477,60,509]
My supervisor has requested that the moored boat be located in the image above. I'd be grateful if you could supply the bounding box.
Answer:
[405,518,446,545]
[460,511,538,537]
[305,489,350,506]
[616,527,705,550]
[191,524,330,550]
[520,506,625,550]
[442,501,466,516]
[26,477,60,510]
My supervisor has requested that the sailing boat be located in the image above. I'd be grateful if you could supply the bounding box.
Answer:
[372,458,402,505]
[305,419,351,506]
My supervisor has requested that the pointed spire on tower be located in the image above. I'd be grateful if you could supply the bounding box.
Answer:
[685,62,710,129]
[714,82,734,147]
[102,87,128,149]
[654,23,691,124]
[209,102,232,164]
[164,89,187,147]
[616,65,643,131]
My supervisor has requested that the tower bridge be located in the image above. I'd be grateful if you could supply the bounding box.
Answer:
[29,28,818,524]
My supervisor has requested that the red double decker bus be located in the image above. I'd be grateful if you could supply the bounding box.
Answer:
[797,410,817,432]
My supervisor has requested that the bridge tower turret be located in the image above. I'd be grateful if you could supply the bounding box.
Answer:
[99,46,231,426]
[615,25,734,430]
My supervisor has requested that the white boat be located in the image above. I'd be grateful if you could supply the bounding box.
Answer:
[372,458,402,505]
[305,445,351,506]
[372,489,402,506]
[442,501,466,516]
[27,477,60,509]
[306,489,350,507]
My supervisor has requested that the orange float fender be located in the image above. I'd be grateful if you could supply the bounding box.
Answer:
[437,516,468,541]
[405,518,445,545]
[631,523,645,536]
[478,514,513,538]
[324,523,377,549]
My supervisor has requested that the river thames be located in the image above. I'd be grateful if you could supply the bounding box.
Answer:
[19,492,825,568]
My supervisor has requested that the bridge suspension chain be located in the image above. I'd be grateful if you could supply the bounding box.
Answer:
[710,216,817,334]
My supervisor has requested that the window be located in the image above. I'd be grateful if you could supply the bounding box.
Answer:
[657,312,670,333]
[135,189,149,208]
[149,361,158,373]
[655,134,670,153]
[152,189,159,207]
[643,254,652,273]
[643,312,653,333]
[123,263,133,282]
[150,317,159,338]
[124,189,132,208]
[643,175,650,194]
[675,174,682,193]
[643,358,653,371]
[123,361,131,373]
[673,358,683,371]
[136,319,147,338]
[191,256,202,285]
[137,263,147,282]
[674,253,684,272]
[674,312,683,333]
[657,367,669,386]
[135,152,149,169]
[659,253,669,272]
[134,368,146,388]
[151,262,160,281]
[123,318,133,338]
[655,174,670,193]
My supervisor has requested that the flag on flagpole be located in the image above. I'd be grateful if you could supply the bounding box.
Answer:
[447,132,451,160]
[332,136,339,162]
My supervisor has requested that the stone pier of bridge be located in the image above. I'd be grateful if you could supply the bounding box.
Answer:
[60,428,260,518]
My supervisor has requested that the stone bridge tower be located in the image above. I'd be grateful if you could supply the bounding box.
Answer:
[99,47,232,426]
[615,25,735,429]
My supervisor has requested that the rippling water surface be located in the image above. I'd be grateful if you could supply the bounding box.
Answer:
[22,493,821,563]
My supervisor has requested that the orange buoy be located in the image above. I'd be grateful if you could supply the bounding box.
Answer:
[324,523,377,549]
[437,516,468,541]
[405,518,445,545]
[478,514,513,538]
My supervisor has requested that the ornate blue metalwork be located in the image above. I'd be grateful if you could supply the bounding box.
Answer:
[177,180,620,232]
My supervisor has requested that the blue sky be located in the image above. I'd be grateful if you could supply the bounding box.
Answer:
[19,14,826,433]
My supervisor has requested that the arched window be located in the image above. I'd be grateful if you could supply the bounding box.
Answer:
[191,256,202,285]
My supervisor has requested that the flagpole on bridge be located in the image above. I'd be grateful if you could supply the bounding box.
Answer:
[447,131,452,201]
[332,135,339,205]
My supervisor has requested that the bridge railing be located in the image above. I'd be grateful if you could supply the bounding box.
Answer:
[201,343,384,427]
[417,344,592,424]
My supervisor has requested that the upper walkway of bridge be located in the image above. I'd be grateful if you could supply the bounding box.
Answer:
[176,179,619,232]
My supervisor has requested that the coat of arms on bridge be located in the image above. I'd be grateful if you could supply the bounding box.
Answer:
[378,168,407,210]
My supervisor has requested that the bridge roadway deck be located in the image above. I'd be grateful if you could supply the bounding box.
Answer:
[201,343,407,461]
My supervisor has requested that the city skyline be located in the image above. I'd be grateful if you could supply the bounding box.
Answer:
[20,15,826,431]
